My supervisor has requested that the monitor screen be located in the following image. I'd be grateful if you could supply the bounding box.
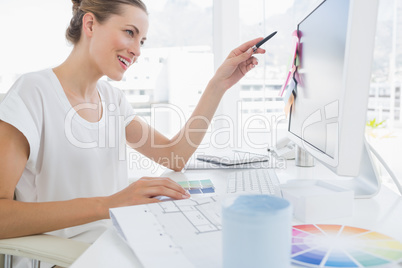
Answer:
[286,0,380,197]
[289,0,350,159]
[288,0,378,184]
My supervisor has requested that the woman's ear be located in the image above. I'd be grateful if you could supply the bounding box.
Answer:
[82,13,96,38]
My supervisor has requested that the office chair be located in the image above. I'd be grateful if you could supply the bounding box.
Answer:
[0,194,90,268]
[0,234,90,268]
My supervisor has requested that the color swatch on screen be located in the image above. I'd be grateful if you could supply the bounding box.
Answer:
[177,180,215,194]
[291,224,402,267]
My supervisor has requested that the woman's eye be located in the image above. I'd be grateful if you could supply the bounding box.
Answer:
[140,41,145,47]
[125,30,134,37]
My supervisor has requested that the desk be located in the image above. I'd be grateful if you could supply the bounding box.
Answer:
[71,158,402,268]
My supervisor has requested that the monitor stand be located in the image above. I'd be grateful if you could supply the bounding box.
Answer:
[328,139,401,198]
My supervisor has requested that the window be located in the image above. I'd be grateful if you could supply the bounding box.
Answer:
[109,0,214,137]
[0,0,72,93]
[239,1,316,111]
[236,0,402,127]
[0,0,400,129]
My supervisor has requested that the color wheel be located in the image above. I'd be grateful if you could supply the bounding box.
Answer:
[291,224,402,267]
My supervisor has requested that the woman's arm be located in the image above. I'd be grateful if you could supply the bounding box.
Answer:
[126,38,265,171]
[0,121,188,239]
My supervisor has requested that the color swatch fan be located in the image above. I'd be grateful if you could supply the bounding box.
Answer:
[177,179,215,194]
[292,224,402,267]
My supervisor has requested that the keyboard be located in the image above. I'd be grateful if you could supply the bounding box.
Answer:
[226,169,281,196]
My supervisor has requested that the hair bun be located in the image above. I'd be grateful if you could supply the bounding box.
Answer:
[72,0,82,12]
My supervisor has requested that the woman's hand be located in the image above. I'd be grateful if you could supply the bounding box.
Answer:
[210,37,266,93]
[106,177,190,209]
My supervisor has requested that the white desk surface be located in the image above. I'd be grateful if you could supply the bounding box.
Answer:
[71,156,402,268]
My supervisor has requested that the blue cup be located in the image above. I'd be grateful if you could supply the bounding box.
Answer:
[222,194,292,268]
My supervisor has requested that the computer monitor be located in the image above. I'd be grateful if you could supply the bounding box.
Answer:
[287,0,381,198]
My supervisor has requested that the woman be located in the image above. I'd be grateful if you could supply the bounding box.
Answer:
[0,0,264,246]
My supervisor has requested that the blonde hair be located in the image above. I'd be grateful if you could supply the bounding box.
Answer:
[66,0,148,44]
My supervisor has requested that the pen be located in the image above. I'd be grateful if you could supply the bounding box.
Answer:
[252,31,278,52]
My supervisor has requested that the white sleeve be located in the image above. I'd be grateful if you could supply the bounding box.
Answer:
[0,85,42,174]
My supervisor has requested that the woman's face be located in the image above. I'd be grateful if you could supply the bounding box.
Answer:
[89,5,149,81]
